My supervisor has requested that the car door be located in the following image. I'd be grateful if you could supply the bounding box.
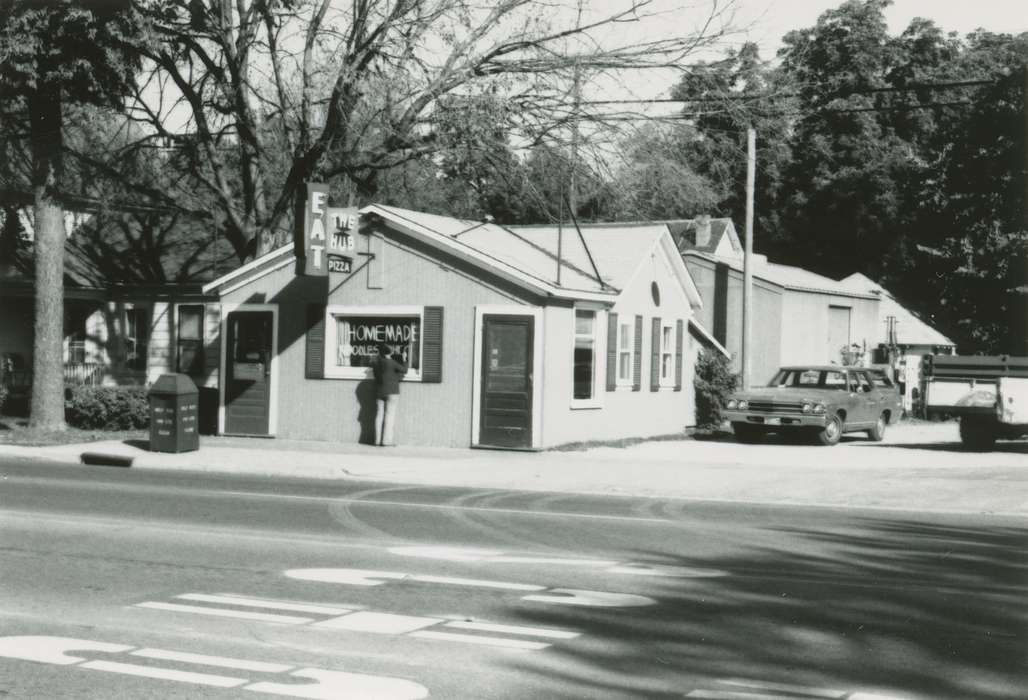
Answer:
[854,370,877,425]
[841,370,866,425]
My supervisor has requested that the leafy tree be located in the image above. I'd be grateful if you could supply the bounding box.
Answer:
[669,41,792,239]
[0,0,140,430]
[607,125,721,221]
[902,54,1028,353]
[123,0,733,258]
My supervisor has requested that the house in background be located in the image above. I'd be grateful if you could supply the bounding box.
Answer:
[0,209,230,430]
[667,216,881,384]
[839,272,956,411]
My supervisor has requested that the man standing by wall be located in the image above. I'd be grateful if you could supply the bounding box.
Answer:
[373,343,407,446]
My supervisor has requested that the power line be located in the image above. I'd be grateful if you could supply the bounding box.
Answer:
[575,78,999,107]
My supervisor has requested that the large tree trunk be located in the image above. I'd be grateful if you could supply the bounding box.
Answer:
[28,86,67,431]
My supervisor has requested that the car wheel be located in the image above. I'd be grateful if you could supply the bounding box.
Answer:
[732,422,765,444]
[816,414,843,446]
[959,416,997,451]
[867,412,887,442]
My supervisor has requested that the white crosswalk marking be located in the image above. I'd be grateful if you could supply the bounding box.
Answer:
[408,630,551,651]
[246,667,428,699]
[285,568,543,591]
[313,612,440,634]
[388,545,727,578]
[178,593,352,616]
[442,620,579,639]
[130,648,294,673]
[285,567,653,607]
[0,636,430,699]
[136,601,315,625]
[134,592,580,652]
[79,660,248,688]
[522,588,656,607]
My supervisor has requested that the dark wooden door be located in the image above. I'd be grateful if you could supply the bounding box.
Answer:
[479,315,534,448]
[224,311,273,436]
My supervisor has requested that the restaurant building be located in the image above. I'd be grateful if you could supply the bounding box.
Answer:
[201,204,725,449]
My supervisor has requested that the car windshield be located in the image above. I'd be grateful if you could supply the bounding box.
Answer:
[768,369,849,389]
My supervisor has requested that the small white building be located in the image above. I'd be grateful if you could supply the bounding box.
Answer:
[200,205,727,448]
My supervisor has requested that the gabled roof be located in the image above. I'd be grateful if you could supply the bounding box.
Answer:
[839,273,956,347]
[204,205,705,308]
[684,250,880,300]
[365,206,702,307]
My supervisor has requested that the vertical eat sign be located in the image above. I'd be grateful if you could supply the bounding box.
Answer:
[296,183,330,276]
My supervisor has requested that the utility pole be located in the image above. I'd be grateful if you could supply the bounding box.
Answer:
[568,0,583,216]
[741,127,756,390]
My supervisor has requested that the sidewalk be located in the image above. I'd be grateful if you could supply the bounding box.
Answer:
[2,422,1026,516]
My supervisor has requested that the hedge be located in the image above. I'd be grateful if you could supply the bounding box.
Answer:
[65,385,149,430]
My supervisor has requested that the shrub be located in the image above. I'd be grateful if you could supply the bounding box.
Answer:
[65,385,149,430]
[694,348,738,430]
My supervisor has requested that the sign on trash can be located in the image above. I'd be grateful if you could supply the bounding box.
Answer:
[148,374,200,453]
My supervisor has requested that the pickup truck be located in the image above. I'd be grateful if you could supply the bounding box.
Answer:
[921,354,1028,450]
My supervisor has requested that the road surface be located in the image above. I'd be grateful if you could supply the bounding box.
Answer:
[1,457,1025,699]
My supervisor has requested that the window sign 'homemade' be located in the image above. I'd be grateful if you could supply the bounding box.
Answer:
[335,315,421,371]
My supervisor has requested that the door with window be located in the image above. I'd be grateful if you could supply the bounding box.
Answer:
[224,311,273,436]
[479,315,534,448]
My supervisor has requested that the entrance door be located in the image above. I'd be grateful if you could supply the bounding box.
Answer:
[224,311,273,436]
[827,305,851,364]
[479,315,534,448]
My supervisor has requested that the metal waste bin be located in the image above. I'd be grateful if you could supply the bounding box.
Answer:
[148,373,200,453]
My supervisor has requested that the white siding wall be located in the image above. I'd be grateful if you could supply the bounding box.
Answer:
[779,291,880,366]
[538,244,697,447]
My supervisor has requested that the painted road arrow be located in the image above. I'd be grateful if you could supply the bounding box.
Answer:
[283,568,657,607]
[0,635,428,699]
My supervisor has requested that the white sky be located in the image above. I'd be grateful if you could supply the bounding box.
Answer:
[732,0,1028,57]
[589,0,1028,112]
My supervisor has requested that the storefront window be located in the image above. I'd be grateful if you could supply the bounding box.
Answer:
[573,310,595,399]
[335,315,421,370]
[325,306,424,380]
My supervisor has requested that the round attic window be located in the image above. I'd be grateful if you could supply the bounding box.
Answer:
[651,281,661,306]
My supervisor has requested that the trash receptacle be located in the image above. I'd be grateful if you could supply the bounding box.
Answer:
[148,373,200,453]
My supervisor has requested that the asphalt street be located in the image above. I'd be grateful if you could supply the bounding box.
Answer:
[1,457,1025,699]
